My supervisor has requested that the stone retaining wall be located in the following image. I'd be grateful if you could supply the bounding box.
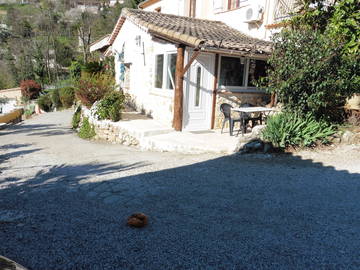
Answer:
[82,108,139,146]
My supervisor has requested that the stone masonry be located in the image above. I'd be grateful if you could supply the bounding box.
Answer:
[214,91,269,129]
[82,108,139,146]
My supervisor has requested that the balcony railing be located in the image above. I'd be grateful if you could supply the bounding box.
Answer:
[273,0,298,22]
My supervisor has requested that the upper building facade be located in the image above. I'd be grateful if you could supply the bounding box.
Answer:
[138,0,297,40]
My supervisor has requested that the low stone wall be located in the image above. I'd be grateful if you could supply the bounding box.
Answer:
[214,91,269,129]
[82,108,139,146]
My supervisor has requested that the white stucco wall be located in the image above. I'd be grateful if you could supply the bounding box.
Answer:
[212,0,272,40]
[142,0,186,15]
[0,99,17,115]
[112,20,177,126]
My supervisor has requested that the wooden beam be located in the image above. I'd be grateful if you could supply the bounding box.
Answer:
[211,54,219,129]
[270,93,276,107]
[139,0,161,9]
[173,45,185,131]
[180,50,200,78]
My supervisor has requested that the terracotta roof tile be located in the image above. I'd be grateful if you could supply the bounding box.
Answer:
[111,8,272,55]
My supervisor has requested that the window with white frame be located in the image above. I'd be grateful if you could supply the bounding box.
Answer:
[219,56,267,89]
[154,53,177,90]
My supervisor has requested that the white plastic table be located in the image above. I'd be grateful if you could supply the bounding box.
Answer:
[231,107,274,135]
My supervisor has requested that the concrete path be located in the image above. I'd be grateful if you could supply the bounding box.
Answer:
[84,108,240,154]
[0,111,360,269]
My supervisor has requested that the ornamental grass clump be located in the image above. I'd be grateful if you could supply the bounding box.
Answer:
[261,112,336,148]
[96,91,125,122]
[75,74,115,108]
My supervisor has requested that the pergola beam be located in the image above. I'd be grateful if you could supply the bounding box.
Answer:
[180,50,201,78]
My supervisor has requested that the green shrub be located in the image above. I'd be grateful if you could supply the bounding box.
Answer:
[24,110,33,118]
[37,94,53,112]
[24,104,35,118]
[51,89,62,109]
[72,106,81,129]
[96,91,125,122]
[259,0,360,123]
[78,117,96,139]
[260,29,359,122]
[59,87,75,108]
[69,61,82,79]
[75,73,116,108]
[261,112,336,148]
[82,61,103,75]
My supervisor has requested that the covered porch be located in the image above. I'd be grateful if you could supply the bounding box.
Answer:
[106,8,273,133]
[84,108,246,154]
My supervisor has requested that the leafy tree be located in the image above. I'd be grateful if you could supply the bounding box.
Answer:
[261,0,360,122]
[20,79,42,100]
[263,29,359,121]
[0,0,142,86]
[291,0,359,56]
[326,0,360,56]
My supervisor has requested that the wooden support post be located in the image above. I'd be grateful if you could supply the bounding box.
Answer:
[173,45,185,131]
[180,50,200,78]
[211,54,219,129]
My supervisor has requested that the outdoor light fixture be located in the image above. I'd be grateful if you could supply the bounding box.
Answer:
[240,57,245,65]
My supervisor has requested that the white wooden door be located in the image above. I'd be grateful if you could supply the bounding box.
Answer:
[183,54,214,131]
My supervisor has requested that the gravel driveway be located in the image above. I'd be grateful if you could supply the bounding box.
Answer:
[1,111,360,270]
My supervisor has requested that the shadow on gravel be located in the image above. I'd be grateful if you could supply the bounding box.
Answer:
[0,153,359,270]
[0,122,74,137]
[0,143,42,170]
[0,148,42,163]
[26,129,74,137]
[0,161,148,190]
[0,144,33,150]
[0,124,60,136]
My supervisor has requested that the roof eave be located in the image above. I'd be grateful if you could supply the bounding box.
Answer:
[108,8,273,56]
[138,0,161,9]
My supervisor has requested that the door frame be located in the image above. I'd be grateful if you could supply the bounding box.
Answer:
[182,51,215,131]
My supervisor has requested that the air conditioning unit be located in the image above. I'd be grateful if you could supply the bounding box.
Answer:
[244,5,263,23]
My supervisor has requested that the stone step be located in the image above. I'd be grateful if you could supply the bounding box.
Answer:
[140,131,240,154]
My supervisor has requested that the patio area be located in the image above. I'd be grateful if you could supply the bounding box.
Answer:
[85,110,248,154]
